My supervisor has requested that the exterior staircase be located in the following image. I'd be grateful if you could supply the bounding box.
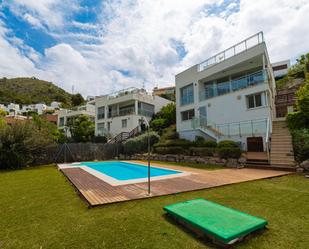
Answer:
[107,126,140,144]
[270,120,295,167]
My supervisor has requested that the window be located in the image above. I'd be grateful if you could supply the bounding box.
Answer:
[180,84,194,105]
[97,106,105,119]
[181,109,195,121]
[247,92,265,109]
[122,119,127,128]
[138,102,155,117]
[97,122,105,135]
[59,117,65,126]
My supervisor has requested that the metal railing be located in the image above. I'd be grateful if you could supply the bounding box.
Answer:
[265,117,271,162]
[199,69,267,101]
[198,32,264,72]
[192,116,269,138]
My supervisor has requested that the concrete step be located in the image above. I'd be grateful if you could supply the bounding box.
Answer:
[271,159,295,165]
[271,141,293,145]
[245,164,296,172]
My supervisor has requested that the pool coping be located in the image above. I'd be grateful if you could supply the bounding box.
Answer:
[58,161,191,186]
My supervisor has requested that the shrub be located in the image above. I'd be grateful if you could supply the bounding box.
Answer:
[150,118,167,132]
[286,112,307,130]
[190,147,215,156]
[160,125,179,140]
[295,83,309,120]
[123,131,159,155]
[217,147,242,159]
[0,122,54,169]
[217,140,240,148]
[203,140,218,148]
[155,146,188,155]
[93,135,107,143]
[154,139,194,149]
[291,129,309,163]
[195,136,205,146]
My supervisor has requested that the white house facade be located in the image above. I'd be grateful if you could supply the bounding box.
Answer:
[57,103,95,136]
[94,88,172,137]
[175,32,276,152]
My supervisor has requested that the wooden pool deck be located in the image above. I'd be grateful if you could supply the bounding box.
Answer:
[60,161,292,207]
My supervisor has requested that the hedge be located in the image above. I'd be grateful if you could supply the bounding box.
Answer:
[217,147,242,159]
[153,139,194,149]
[190,147,215,156]
[217,140,240,148]
[154,146,188,155]
[123,131,160,155]
[291,129,309,163]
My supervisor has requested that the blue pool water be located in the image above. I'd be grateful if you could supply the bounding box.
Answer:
[79,161,181,180]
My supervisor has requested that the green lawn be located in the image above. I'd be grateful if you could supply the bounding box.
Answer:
[0,165,308,249]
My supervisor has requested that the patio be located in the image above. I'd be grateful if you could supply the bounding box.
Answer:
[59,161,292,207]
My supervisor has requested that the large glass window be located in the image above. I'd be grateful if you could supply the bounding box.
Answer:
[97,106,105,119]
[247,92,264,109]
[97,122,105,136]
[180,84,194,105]
[181,109,195,121]
[59,117,65,126]
[138,102,154,117]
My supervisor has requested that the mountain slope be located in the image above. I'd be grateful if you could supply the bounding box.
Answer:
[0,77,73,105]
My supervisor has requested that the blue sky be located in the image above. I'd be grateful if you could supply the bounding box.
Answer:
[0,0,308,96]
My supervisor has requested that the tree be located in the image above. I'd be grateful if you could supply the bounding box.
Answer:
[0,121,54,169]
[71,93,85,107]
[150,103,176,131]
[67,115,95,142]
[0,109,7,117]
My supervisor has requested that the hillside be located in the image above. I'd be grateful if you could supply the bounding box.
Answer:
[0,77,73,105]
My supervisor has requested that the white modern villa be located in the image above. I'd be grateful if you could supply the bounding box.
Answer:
[94,87,171,137]
[176,32,276,152]
[57,103,95,136]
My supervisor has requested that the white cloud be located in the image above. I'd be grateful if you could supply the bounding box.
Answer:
[0,0,309,97]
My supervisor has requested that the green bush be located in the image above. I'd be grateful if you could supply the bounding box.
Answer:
[286,112,307,130]
[190,147,215,156]
[217,147,242,159]
[194,136,205,146]
[154,146,188,155]
[291,129,309,163]
[150,118,167,132]
[203,140,218,148]
[296,83,309,120]
[150,103,176,131]
[160,125,179,140]
[123,131,159,155]
[0,122,54,169]
[154,139,193,149]
[217,140,240,148]
[93,135,107,143]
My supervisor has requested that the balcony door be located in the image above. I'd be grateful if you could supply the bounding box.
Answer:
[198,106,207,126]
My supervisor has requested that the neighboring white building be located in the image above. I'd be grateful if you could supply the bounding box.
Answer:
[57,103,95,136]
[94,87,172,137]
[271,60,290,79]
[175,32,276,152]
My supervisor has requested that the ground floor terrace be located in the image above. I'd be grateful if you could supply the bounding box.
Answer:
[0,164,308,249]
[59,161,291,207]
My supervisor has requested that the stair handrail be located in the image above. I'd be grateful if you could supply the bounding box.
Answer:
[265,117,271,162]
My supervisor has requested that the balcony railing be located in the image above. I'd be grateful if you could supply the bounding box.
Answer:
[199,69,267,101]
[138,109,154,117]
[198,32,264,72]
[192,116,269,138]
[108,107,135,118]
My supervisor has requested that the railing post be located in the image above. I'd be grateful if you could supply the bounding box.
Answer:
[239,123,241,137]
[251,120,254,136]
[228,124,230,137]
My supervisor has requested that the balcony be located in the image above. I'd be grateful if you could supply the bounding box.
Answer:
[108,106,135,118]
[199,69,267,101]
[198,32,264,72]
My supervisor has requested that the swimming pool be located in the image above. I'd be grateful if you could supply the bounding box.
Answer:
[62,161,188,185]
[82,161,181,180]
